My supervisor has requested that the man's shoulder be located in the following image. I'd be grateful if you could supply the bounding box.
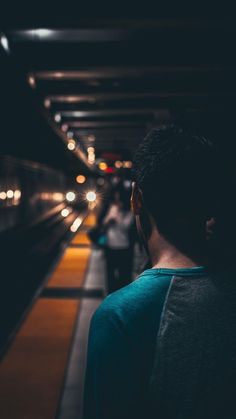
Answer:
[92,270,172,333]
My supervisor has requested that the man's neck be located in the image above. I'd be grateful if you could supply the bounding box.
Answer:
[148,228,205,270]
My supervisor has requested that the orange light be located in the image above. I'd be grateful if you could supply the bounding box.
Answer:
[99,162,108,171]
[123,161,133,168]
[76,175,86,184]
[115,160,123,168]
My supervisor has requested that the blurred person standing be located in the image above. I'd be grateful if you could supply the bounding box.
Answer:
[103,187,134,294]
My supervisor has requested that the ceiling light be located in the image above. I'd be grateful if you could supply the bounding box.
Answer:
[44,99,51,108]
[0,34,10,53]
[32,29,53,38]
[14,190,21,199]
[54,113,61,122]
[28,75,36,88]
[0,191,7,200]
[67,139,76,151]
[6,190,14,198]
[54,72,64,78]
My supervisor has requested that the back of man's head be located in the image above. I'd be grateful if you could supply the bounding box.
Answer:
[133,125,219,237]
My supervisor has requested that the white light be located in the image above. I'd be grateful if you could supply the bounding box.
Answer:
[66,191,76,202]
[7,190,14,198]
[14,190,21,199]
[0,191,7,200]
[61,208,70,217]
[87,146,95,153]
[67,131,74,138]
[86,191,96,202]
[54,72,64,78]
[88,150,95,164]
[54,113,61,122]
[44,99,51,108]
[70,217,82,232]
[32,29,53,38]
[28,75,36,88]
[67,139,76,151]
[0,34,10,53]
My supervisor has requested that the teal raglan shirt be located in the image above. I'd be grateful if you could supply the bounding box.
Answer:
[83,267,206,419]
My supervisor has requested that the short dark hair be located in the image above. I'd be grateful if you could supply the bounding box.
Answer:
[133,125,218,229]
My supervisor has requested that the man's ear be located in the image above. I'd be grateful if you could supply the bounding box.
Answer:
[131,182,143,215]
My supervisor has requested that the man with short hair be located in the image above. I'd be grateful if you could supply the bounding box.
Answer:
[83,125,236,419]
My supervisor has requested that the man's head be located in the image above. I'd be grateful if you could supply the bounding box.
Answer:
[131,125,218,255]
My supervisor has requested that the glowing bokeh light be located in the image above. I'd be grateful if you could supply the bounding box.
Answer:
[6,190,14,198]
[76,175,86,184]
[86,191,97,202]
[0,34,10,53]
[70,217,82,232]
[0,191,7,200]
[61,208,70,217]
[98,162,108,171]
[66,191,76,202]
[28,75,36,88]
[14,190,21,199]
[54,113,61,122]
[67,139,76,151]
[44,99,51,108]
[115,160,123,168]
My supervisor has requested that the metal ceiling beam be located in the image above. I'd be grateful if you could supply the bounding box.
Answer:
[34,66,225,80]
[66,121,147,128]
[60,109,168,118]
[45,91,212,103]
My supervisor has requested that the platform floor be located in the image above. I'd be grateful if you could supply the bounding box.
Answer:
[0,211,104,419]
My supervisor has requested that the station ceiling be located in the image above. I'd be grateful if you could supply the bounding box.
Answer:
[1,14,236,169]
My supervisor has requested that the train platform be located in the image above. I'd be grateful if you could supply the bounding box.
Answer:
[0,211,106,419]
